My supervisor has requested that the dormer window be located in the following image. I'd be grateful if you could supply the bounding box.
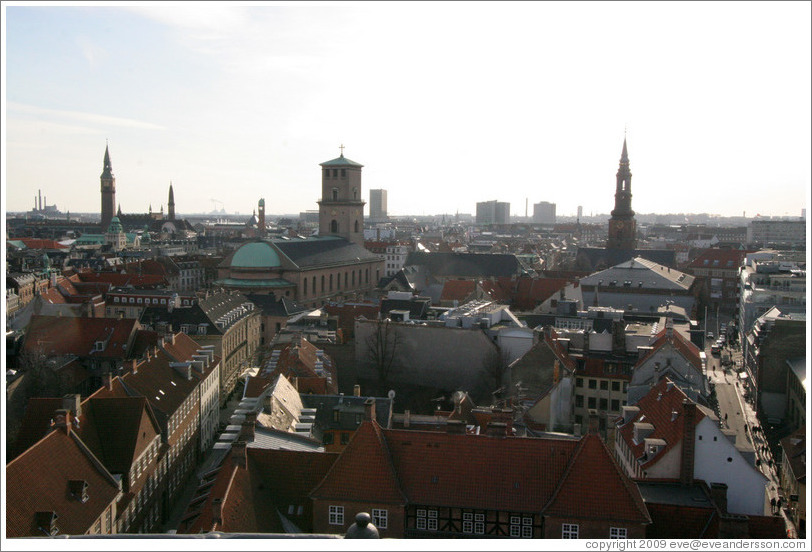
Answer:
[69,480,89,503]
[36,511,59,536]
[95,341,105,352]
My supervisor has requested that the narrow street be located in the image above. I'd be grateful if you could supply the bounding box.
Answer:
[705,340,796,537]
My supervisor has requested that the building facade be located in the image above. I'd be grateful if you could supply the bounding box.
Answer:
[533,201,556,224]
[369,189,388,223]
[476,200,510,225]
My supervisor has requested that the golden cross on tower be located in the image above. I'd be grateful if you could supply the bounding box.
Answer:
[339,144,345,156]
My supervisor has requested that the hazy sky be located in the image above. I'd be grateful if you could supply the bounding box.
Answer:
[3,1,811,218]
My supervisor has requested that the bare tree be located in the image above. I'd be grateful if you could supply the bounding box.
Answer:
[365,319,400,392]
[483,346,511,401]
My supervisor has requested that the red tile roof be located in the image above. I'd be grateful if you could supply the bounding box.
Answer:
[18,238,69,250]
[6,429,121,537]
[310,421,407,505]
[544,434,651,523]
[645,502,718,538]
[76,272,167,288]
[512,276,572,311]
[616,379,706,469]
[22,315,139,358]
[686,249,747,270]
[638,328,702,372]
[580,357,632,381]
[269,338,337,395]
[439,279,476,303]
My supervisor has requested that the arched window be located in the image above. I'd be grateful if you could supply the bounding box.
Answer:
[353,187,357,200]
[312,276,316,294]
[354,220,359,233]
[332,188,339,201]
[321,275,325,293]
[365,268,369,284]
[331,220,338,233]
[344,272,348,288]
[351,271,355,286]
[329,274,333,291]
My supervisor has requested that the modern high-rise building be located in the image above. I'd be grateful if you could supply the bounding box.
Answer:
[577,205,583,220]
[476,200,510,225]
[533,201,556,224]
[369,189,388,223]
[318,148,365,247]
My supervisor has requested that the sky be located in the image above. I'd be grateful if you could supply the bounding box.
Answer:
[2,1,811,219]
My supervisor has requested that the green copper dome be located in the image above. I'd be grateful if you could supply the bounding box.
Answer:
[231,241,281,268]
[107,216,123,234]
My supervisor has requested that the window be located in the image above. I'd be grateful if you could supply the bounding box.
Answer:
[522,517,533,538]
[588,379,597,389]
[612,381,620,392]
[562,523,579,539]
[114,297,120,303]
[610,527,627,539]
[462,512,473,533]
[474,513,485,534]
[428,509,438,531]
[331,220,338,233]
[341,169,347,178]
[510,516,521,537]
[599,398,608,410]
[588,397,596,409]
[329,505,344,526]
[611,399,620,412]
[372,509,388,530]
[575,394,584,407]
[340,433,350,445]
[600,380,608,390]
[576,377,583,388]
[416,509,427,530]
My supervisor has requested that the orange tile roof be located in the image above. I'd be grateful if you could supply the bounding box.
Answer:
[18,238,69,250]
[310,421,406,505]
[616,379,706,469]
[6,429,121,537]
[22,315,138,358]
[543,434,651,523]
[439,279,476,302]
[638,328,702,371]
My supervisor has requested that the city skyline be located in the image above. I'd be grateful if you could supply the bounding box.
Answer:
[3,2,811,219]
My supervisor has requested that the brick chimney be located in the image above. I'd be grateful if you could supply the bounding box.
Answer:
[446,419,466,434]
[486,421,507,437]
[680,399,697,486]
[212,498,223,526]
[364,398,376,422]
[232,440,247,469]
[52,409,71,435]
[62,394,82,418]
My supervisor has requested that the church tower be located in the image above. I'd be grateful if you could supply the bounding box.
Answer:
[607,137,637,249]
[257,198,266,237]
[317,147,365,247]
[100,144,116,229]
[168,183,175,221]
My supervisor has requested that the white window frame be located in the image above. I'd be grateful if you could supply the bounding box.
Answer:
[610,527,627,539]
[462,512,473,533]
[328,505,344,526]
[510,515,521,537]
[474,512,485,534]
[522,516,533,538]
[372,509,388,530]
[416,509,426,530]
[427,509,438,531]
[562,523,579,539]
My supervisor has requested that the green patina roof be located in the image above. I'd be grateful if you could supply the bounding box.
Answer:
[75,234,106,244]
[215,278,295,288]
[319,154,363,168]
[231,241,282,268]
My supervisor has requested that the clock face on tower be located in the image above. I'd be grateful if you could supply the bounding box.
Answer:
[331,210,337,216]
[616,221,625,231]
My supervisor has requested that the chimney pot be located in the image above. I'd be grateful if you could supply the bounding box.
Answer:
[364,398,376,422]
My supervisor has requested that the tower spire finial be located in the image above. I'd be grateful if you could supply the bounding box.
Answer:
[339,144,345,157]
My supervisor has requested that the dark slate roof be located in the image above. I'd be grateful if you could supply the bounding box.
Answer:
[319,154,363,167]
[300,395,393,431]
[245,294,308,317]
[380,297,431,319]
[577,247,676,270]
[404,251,522,278]
[272,236,381,269]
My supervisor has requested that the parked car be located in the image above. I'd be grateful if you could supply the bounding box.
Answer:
[707,332,714,340]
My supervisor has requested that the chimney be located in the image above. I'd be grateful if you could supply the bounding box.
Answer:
[240,419,255,442]
[62,394,82,418]
[709,482,728,514]
[353,384,361,397]
[364,398,376,422]
[446,419,466,434]
[486,421,507,437]
[212,498,223,526]
[573,423,581,437]
[52,409,71,435]
[404,410,411,428]
[232,440,247,469]
[587,410,600,435]
[103,372,114,390]
[680,399,697,486]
